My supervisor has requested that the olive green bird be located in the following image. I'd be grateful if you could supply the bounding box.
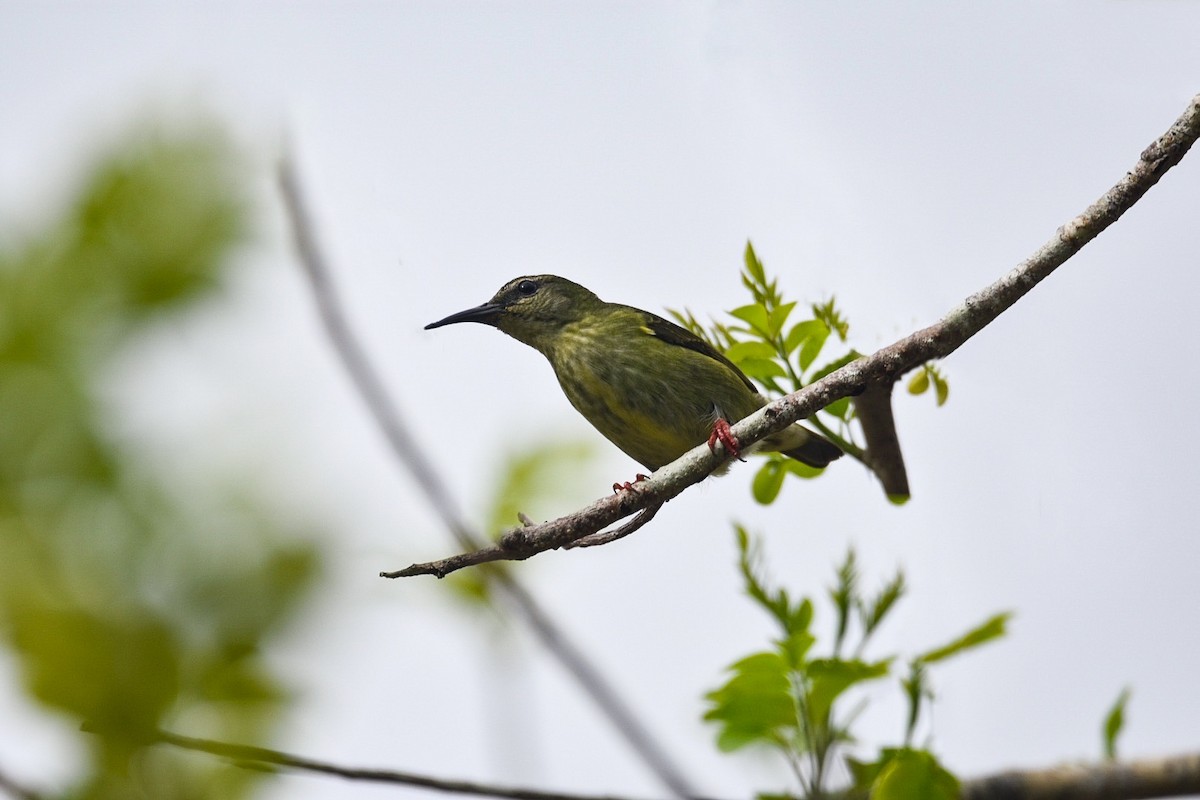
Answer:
[426,275,841,480]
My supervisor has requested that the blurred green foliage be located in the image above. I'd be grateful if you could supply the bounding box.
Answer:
[447,440,594,610]
[0,127,318,798]
[704,529,1009,799]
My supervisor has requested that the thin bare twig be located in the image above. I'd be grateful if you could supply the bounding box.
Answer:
[277,157,699,799]
[156,728,1200,800]
[565,502,663,549]
[387,91,1200,580]
[157,729,716,800]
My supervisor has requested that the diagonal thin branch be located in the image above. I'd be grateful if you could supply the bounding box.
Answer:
[157,729,712,800]
[386,91,1200,580]
[156,728,1200,800]
[277,157,699,799]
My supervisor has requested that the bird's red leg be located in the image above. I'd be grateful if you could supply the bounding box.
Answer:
[612,473,651,494]
[707,418,745,462]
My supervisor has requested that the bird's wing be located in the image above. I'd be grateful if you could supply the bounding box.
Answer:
[637,309,760,395]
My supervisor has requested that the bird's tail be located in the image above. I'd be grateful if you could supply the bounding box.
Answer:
[770,424,843,468]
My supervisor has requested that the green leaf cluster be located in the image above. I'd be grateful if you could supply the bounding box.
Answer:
[671,241,949,504]
[704,529,1010,799]
[907,363,949,406]
[0,125,319,798]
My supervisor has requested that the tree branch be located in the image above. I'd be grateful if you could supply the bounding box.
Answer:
[155,729,720,800]
[277,156,699,799]
[386,91,1200,580]
[155,728,1200,800]
[960,752,1200,800]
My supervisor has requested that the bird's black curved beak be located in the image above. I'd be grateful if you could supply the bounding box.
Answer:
[425,302,503,330]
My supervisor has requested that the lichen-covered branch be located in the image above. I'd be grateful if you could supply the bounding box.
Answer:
[387,92,1200,580]
[961,751,1200,800]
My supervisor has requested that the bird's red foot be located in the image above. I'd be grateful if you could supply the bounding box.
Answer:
[707,418,745,462]
[612,473,651,494]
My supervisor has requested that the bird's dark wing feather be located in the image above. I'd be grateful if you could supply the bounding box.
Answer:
[637,309,759,394]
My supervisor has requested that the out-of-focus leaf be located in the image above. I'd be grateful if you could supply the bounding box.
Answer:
[901,661,929,745]
[1103,687,1131,760]
[703,651,795,751]
[918,612,1012,664]
[783,459,823,479]
[871,748,959,800]
[907,369,930,396]
[0,125,320,799]
[483,440,594,542]
[830,549,859,656]
[752,459,786,505]
[806,657,892,723]
[10,605,179,741]
[863,570,906,635]
[933,371,950,406]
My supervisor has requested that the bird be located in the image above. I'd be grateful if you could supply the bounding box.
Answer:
[425,275,842,483]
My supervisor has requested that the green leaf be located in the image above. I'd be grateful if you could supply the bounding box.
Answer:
[806,657,893,723]
[735,526,788,629]
[738,358,788,383]
[768,301,797,339]
[871,749,959,800]
[863,570,907,635]
[725,340,778,363]
[703,650,796,751]
[730,303,771,337]
[744,241,766,285]
[809,351,863,382]
[780,627,816,670]
[812,297,850,340]
[823,396,852,421]
[907,369,930,396]
[798,323,831,372]
[933,372,950,406]
[918,612,1012,664]
[782,459,823,480]
[847,756,886,792]
[830,549,860,656]
[784,319,826,355]
[1103,687,1131,760]
[901,661,929,745]
[752,459,786,505]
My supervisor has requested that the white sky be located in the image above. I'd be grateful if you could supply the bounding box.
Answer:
[2,3,1199,799]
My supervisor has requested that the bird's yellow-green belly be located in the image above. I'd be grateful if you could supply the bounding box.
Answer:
[550,340,751,470]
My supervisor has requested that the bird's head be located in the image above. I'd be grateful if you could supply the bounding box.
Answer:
[425,275,602,351]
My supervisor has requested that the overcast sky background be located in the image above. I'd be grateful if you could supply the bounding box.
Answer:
[2,3,1199,799]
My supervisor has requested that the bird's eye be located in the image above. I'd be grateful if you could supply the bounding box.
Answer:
[517,279,538,296]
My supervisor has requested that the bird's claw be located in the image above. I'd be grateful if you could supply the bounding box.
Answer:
[612,473,651,494]
[707,418,745,462]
